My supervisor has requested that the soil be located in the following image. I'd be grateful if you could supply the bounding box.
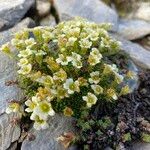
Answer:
[77,70,150,150]
[115,70,150,148]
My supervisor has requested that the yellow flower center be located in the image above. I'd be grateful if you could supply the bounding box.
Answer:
[93,75,99,81]
[69,83,75,90]
[88,97,94,103]
[40,103,50,113]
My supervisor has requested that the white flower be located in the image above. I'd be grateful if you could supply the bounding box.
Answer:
[101,37,111,48]
[88,48,102,66]
[71,52,82,68]
[42,31,54,41]
[111,64,119,73]
[63,78,80,94]
[37,75,54,87]
[17,58,28,67]
[32,101,55,120]
[69,27,80,37]
[103,64,119,74]
[11,39,20,46]
[91,84,103,95]
[79,38,92,49]
[6,102,20,114]
[77,77,88,87]
[31,114,49,130]
[107,89,118,100]
[25,96,40,112]
[112,94,117,100]
[53,69,67,82]
[46,89,57,101]
[71,52,82,61]
[90,48,102,58]
[66,37,77,46]
[18,64,32,75]
[88,54,100,66]
[56,54,72,65]
[115,73,124,84]
[25,38,36,46]
[120,85,131,95]
[60,48,66,53]
[72,60,82,68]
[82,92,97,107]
[80,32,88,39]
[0,42,11,54]
[56,86,69,99]
[62,26,70,34]
[126,71,137,80]
[89,71,100,84]
[89,31,99,41]
[98,28,108,37]
[18,48,32,58]
[35,50,47,56]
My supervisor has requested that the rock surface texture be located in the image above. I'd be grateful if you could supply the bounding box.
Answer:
[21,114,76,150]
[0,18,35,150]
[111,33,150,69]
[54,0,118,31]
[118,19,150,40]
[7,142,18,150]
[0,114,21,150]
[129,2,150,22]
[0,0,35,31]
[36,0,51,17]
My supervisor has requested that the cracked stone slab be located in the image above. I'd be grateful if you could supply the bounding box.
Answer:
[0,0,35,31]
[118,19,150,40]
[21,114,76,150]
[111,33,150,69]
[0,113,21,150]
[0,17,35,150]
[54,0,118,32]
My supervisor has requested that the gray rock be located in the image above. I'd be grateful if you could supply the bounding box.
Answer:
[12,17,36,31]
[7,142,18,150]
[0,113,21,150]
[111,33,150,69]
[131,142,150,150]
[131,2,150,22]
[118,19,150,40]
[138,36,150,51]
[0,53,23,115]
[0,19,9,31]
[54,0,118,31]
[21,114,76,150]
[40,15,56,27]
[0,17,35,150]
[36,0,51,18]
[0,0,35,31]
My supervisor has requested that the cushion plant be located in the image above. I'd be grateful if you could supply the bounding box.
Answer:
[1,17,135,130]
